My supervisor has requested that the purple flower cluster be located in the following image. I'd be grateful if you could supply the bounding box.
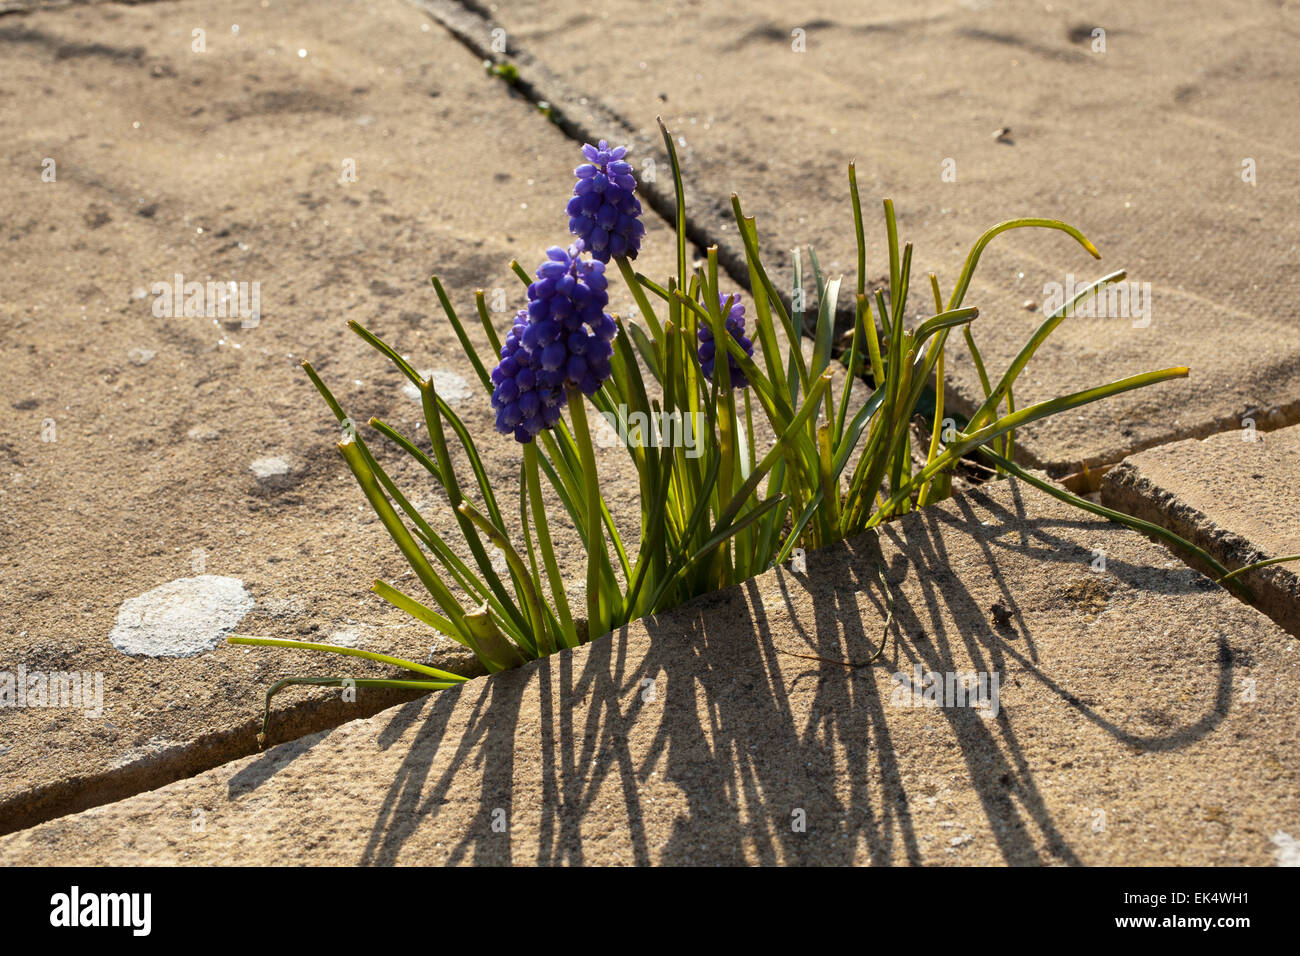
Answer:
[490,243,617,442]
[697,293,754,389]
[490,310,568,443]
[567,140,645,263]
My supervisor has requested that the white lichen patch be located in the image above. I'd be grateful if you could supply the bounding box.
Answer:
[108,575,254,657]
[403,369,471,404]
[431,369,471,404]
[249,456,291,479]
[328,628,366,648]
[1272,830,1300,866]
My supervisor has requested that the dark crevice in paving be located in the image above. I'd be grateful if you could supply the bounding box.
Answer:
[0,0,171,19]
[0,685,435,837]
[407,0,761,302]
[947,390,1300,480]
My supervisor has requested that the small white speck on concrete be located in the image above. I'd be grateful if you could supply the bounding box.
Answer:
[432,369,472,403]
[328,628,365,648]
[109,575,254,657]
[401,376,425,402]
[403,369,471,404]
[1272,830,1300,866]
[187,426,220,441]
[250,456,291,479]
[128,348,156,366]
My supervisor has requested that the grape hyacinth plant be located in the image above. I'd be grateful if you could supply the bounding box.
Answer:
[229,122,1296,738]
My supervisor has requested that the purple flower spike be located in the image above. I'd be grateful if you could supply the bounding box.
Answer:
[697,293,755,389]
[566,139,645,263]
[487,244,619,442]
[522,242,617,396]
[490,310,569,443]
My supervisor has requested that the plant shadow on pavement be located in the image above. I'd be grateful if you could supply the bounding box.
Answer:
[354,481,1232,865]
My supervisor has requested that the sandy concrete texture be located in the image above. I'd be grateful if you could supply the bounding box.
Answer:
[1,477,1294,866]
[0,0,683,833]
[424,0,1300,474]
[1102,424,1300,638]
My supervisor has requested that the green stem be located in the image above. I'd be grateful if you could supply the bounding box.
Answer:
[525,442,580,649]
[227,635,468,682]
[566,385,609,639]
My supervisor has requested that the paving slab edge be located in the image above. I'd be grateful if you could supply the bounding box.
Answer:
[0,684,437,837]
[1101,459,1300,638]
[948,391,1300,477]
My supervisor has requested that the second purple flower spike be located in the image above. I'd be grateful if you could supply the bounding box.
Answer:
[567,140,645,263]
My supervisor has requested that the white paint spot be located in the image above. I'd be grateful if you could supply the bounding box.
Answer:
[328,628,365,648]
[1273,830,1300,866]
[403,369,471,404]
[128,347,156,366]
[250,456,291,479]
[109,575,254,657]
[431,370,471,403]
[187,426,219,441]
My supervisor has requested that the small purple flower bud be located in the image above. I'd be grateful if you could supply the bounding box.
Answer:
[698,293,755,389]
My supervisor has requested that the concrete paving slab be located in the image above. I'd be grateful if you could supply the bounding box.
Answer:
[1101,424,1300,637]
[0,0,680,833]
[427,0,1300,474]
[2,477,1294,865]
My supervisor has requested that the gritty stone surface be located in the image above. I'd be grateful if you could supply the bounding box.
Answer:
[3,479,1294,866]
[1101,425,1300,637]
[0,0,678,836]
[456,0,1300,473]
[108,575,255,658]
